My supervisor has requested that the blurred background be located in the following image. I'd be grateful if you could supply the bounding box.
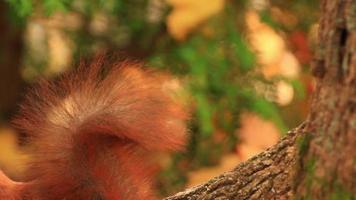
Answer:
[0,0,319,197]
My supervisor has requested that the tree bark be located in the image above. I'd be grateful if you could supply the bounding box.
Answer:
[165,125,305,200]
[165,0,355,199]
[295,0,356,198]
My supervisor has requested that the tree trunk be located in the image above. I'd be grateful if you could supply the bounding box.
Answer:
[295,0,355,198]
[165,0,355,199]
[0,1,25,119]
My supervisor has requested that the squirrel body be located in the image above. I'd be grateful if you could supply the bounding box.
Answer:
[0,59,188,200]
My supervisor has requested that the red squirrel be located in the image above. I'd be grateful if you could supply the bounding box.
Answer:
[0,58,189,200]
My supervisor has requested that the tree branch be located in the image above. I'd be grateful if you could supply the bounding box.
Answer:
[165,123,307,200]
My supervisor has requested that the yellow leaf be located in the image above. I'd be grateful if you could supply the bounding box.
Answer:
[166,0,225,40]
[0,126,30,180]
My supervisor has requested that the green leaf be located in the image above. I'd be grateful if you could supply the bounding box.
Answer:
[195,93,213,136]
[230,32,255,71]
[6,0,33,17]
[250,98,288,133]
[290,79,306,99]
[42,0,71,16]
[259,10,282,30]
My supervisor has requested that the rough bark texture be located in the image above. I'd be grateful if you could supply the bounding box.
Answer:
[165,125,305,200]
[165,0,355,199]
[295,0,356,198]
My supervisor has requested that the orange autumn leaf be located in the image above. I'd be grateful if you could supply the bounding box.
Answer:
[236,113,281,161]
[166,0,225,40]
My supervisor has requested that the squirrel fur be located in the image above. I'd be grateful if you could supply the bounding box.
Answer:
[0,58,189,200]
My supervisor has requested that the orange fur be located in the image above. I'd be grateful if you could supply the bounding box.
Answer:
[0,58,189,200]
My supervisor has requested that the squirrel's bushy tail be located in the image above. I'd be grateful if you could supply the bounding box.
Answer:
[11,58,189,200]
